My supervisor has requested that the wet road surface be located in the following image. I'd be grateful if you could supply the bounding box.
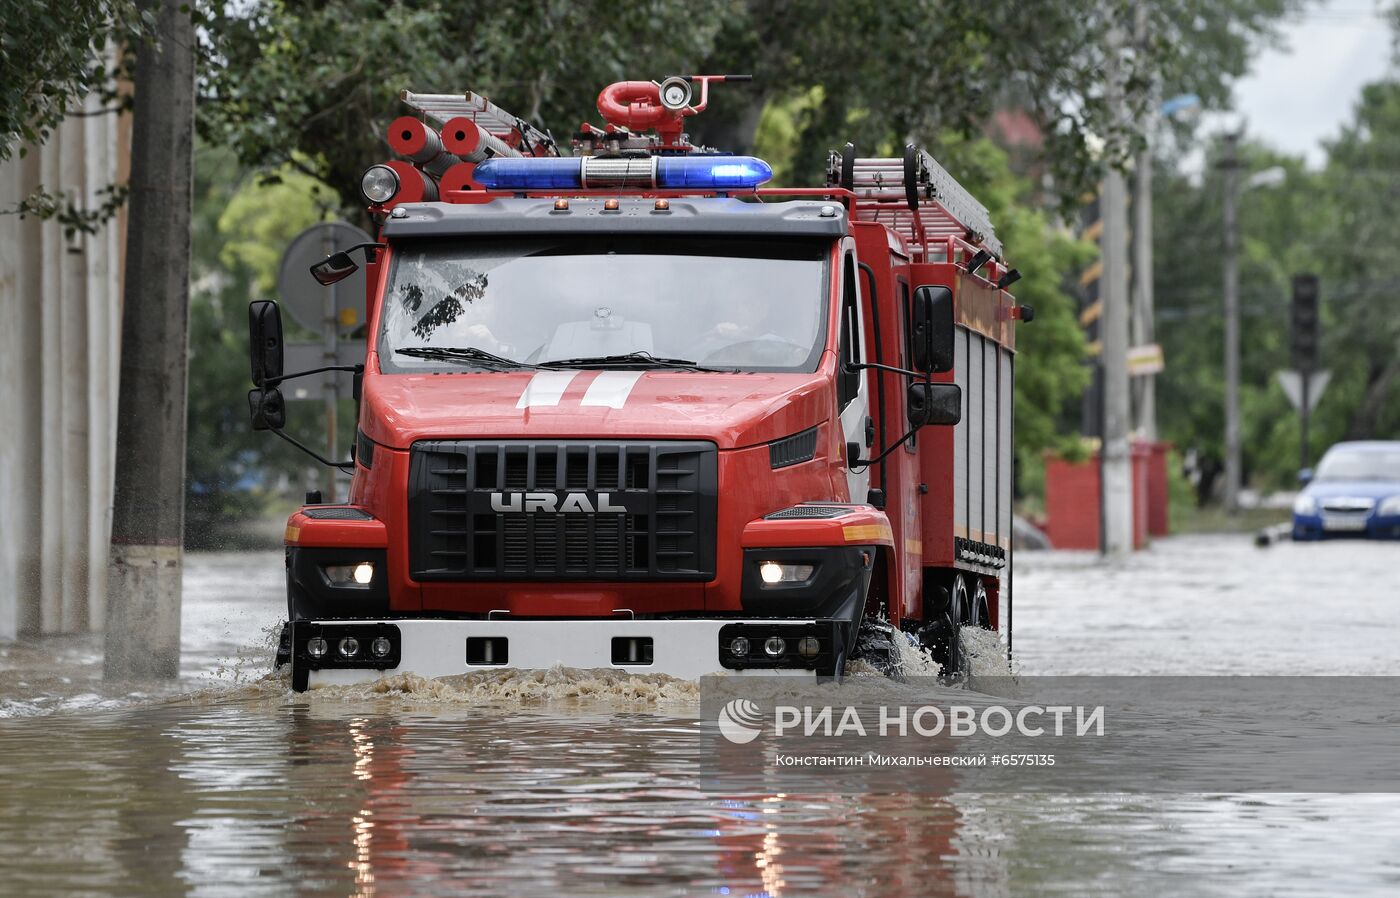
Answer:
[1,537,1398,896]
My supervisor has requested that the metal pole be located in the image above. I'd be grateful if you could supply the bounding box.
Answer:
[1132,0,1157,441]
[1220,133,1242,512]
[1132,143,1157,441]
[322,232,339,502]
[1100,17,1135,556]
[1300,373,1311,473]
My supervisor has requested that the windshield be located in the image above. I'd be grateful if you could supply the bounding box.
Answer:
[378,237,830,373]
[1315,448,1400,481]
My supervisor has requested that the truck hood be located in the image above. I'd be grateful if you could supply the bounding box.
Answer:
[360,367,834,451]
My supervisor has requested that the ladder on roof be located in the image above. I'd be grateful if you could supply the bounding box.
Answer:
[400,90,565,157]
[827,144,1001,258]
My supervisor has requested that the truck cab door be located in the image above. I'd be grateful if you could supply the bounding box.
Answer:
[837,250,872,504]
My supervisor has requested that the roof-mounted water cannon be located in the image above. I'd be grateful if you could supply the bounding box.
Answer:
[584,74,753,154]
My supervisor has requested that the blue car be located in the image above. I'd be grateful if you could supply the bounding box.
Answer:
[1293,441,1400,540]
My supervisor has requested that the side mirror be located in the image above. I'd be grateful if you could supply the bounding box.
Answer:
[310,251,359,286]
[912,285,955,373]
[1298,468,1314,485]
[248,300,284,385]
[907,382,961,427]
[247,388,286,431]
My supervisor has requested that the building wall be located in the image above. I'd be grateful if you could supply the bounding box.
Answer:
[0,92,124,638]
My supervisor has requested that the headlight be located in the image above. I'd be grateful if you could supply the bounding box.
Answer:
[758,561,815,585]
[1378,495,1400,516]
[360,164,400,204]
[1293,494,1317,515]
[324,562,375,587]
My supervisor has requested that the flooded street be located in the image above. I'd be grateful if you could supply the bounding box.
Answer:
[2,537,1399,896]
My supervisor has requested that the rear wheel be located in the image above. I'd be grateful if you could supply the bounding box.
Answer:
[919,573,998,680]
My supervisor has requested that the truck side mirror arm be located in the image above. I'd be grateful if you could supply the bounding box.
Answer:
[248,300,361,471]
[309,242,386,286]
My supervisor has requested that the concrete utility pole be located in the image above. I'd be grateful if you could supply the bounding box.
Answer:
[105,0,196,680]
[1131,2,1157,441]
[1219,133,1243,513]
[1100,18,1135,556]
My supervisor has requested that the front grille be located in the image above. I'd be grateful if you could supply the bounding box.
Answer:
[1320,497,1375,513]
[409,440,717,581]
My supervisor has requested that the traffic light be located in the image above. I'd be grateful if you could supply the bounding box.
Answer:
[1291,274,1320,372]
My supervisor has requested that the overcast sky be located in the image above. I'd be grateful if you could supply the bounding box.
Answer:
[1227,1,1396,166]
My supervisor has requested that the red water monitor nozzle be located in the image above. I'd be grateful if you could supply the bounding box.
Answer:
[595,74,752,147]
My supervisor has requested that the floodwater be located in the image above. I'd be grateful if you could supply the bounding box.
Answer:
[2,537,1399,896]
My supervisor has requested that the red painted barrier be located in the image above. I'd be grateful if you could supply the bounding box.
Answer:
[1146,442,1172,537]
[1044,441,1162,550]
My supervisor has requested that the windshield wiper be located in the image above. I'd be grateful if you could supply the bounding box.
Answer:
[538,351,722,372]
[396,346,536,369]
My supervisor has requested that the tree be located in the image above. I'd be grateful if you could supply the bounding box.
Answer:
[197,0,1299,213]
[0,0,153,233]
[105,0,196,680]
[1315,80,1400,443]
[0,0,142,158]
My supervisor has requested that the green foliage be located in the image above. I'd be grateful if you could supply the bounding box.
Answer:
[1153,76,1400,499]
[0,0,153,232]
[217,168,336,292]
[0,0,145,160]
[1313,80,1400,443]
[196,0,1299,212]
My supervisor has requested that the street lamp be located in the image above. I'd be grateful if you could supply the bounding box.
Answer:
[1219,133,1286,512]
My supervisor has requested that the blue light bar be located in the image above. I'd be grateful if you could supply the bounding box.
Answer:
[655,156,772,189]
[473,158,582,189]
[473,155,773,191]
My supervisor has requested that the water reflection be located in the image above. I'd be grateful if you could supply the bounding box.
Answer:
[9,688,1400,896]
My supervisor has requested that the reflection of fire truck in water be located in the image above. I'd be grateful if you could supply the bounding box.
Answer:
[247,76,1031,691]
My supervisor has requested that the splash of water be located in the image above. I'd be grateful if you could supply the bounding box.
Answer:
[961,625,1015,679]
[297,665,701,708]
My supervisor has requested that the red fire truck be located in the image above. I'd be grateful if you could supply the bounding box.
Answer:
[247,77,1030,692]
